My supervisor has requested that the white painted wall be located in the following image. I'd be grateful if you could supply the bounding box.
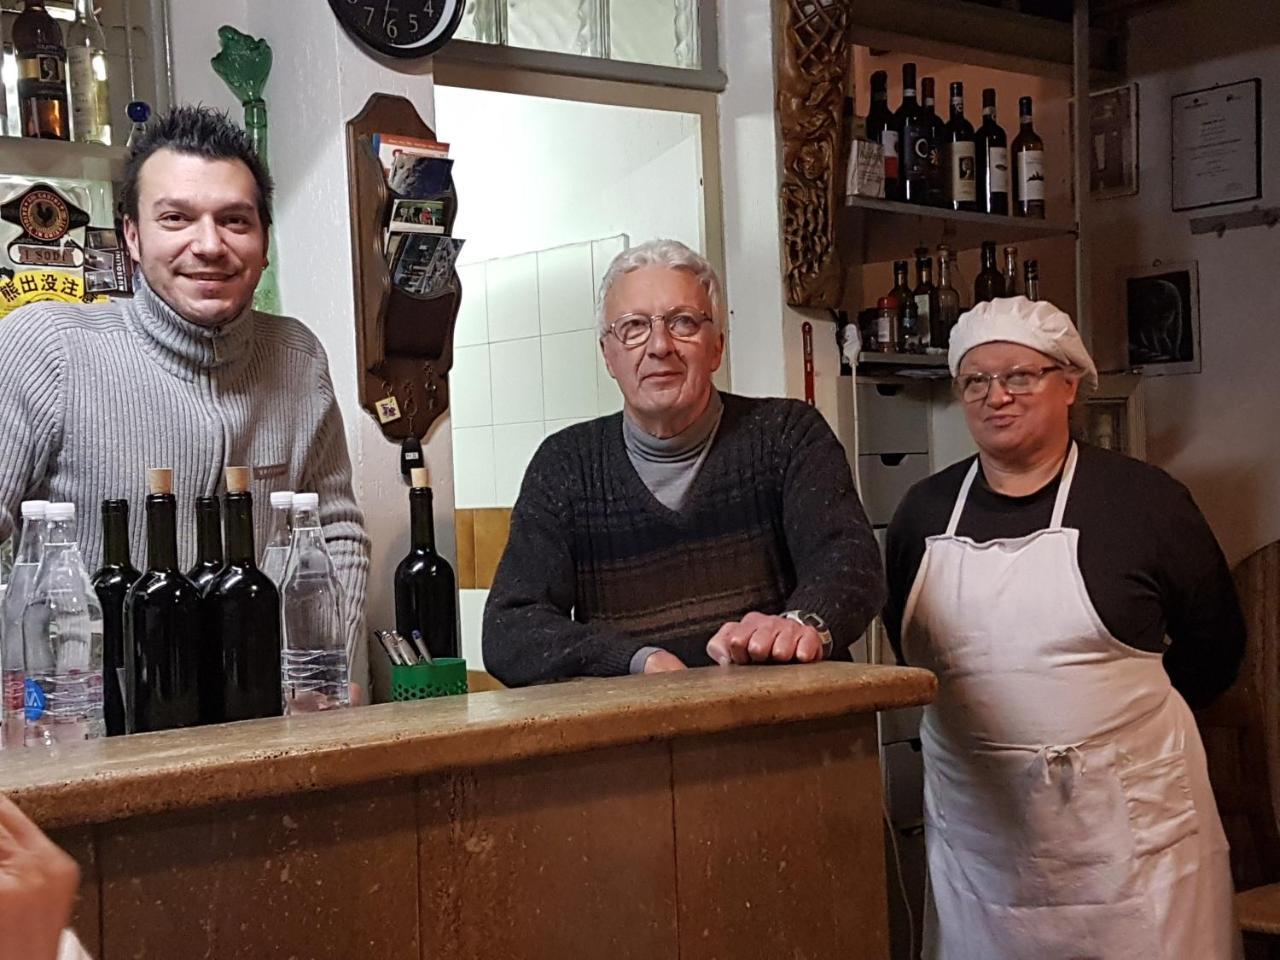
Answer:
[1087,0,1280,565]
[168,0,449,696]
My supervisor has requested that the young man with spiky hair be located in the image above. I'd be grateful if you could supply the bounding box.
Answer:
[0,105,370,688]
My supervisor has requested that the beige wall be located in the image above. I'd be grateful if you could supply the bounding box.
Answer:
[1088,0,1280,564]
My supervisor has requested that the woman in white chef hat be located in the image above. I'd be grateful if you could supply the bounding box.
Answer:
[883,296,1243,959]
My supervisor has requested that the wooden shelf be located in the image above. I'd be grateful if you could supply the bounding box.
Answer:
[0,137,127,183]
[841,195,1077,265]
[855,351,952,385]
[858,350,948,367]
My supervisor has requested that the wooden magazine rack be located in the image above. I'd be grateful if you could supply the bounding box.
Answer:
[345,93,460,441]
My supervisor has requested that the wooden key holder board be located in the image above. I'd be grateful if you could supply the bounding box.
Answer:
[345,93,460,441]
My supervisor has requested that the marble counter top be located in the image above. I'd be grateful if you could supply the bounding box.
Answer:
[0,662,935,828]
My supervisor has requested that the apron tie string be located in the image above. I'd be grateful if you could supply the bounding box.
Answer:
[1035,743,1087,785]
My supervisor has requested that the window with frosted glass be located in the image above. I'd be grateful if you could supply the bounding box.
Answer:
[610,0,700,69]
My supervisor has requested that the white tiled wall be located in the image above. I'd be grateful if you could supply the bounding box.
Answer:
[451,235,629,511]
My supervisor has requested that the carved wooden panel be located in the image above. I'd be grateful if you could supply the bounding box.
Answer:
[776,0,849,309]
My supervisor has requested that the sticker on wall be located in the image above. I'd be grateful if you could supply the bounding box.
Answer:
[0,269,105,319]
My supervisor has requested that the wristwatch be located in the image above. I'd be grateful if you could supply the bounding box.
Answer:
[782,610,834,660]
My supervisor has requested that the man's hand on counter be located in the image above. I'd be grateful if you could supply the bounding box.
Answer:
[643,650,688,673]
[707,612,825,667]
[0,795,80,960]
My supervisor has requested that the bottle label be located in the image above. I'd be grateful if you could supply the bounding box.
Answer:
[914,294,932,345]
[17,53,66,96]
[877,314,892,346]
[902,121,931,180]
[68,47,97,134]
[24,678,45,723]
[880,130,899,180]
[948,142,977,202]
[1018,151,1046,201]
[989,147,1010,194]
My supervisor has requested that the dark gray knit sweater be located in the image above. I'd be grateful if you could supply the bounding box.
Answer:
[482,393,885,686]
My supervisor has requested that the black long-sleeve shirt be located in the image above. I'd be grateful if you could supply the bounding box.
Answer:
[883,443,1244,708]
[483,394,886,686]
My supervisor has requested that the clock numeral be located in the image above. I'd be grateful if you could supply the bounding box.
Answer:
[387,19,399,38]
[363,6,376,27]
[424,1,435,18]
[407,12,419,32]
[383,1,397,29]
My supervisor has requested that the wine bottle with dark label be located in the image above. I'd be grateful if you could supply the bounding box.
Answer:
[1012,96,1046,219]
[944,82,977,211]
[976,88,1009,216]
[91,499,140,737]
[201,467,282,725]
[913,250,937,350]
[394,469,459,659]
[974,241,1006,304]
[125,469,202,733]
[187,495,224,594]
[895,63,930,204]
[866,71,897,200]
[920,78,946,207]
[14,0,70,140]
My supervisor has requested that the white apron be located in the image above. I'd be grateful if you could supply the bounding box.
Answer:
[902,444,1238,960]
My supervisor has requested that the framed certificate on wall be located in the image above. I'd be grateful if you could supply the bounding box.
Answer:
[1171,79,1262,211]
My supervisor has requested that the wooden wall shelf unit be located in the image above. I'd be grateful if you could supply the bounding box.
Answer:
[344,93,460,442]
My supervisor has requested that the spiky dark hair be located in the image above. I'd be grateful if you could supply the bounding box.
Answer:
[119,104,275,230]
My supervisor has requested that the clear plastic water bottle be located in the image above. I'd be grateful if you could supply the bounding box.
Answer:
[22,502,105,746]
[279,493,349,713]
[2,500,48,749]
[260,490,294,587]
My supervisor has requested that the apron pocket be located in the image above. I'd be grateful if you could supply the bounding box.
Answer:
[1119,751,1199,857]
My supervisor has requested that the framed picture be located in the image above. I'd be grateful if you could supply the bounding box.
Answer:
[1074,374,1146,460]
[1125,262,1201,376]
[1089,83,1139,200]
[1171,79,1262,211]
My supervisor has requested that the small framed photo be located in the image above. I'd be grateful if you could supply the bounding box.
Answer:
[1125,262,1201,376]
[1089,83,1139,200]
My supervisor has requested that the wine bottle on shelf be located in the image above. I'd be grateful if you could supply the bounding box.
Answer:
[865,71,897,200]
[944,82,976,212]
[201,467,282,725]
[875,297,898,353]
[1003,246,1019,298]
[187,495,224,593]
[260,491,295,586]
[126,469,203,734]
[1012,96,1046,219]
[976,88,1009,216]
[920,78,946,207]
[67,0,110,144]
[935,252,962,348]
[14,0,70,140]
[280,494,349,714]
[937,242,966,310]
[92,499,140,738]
[1024,259,1041,301]
[394,469,459,660]
[913,249,937,350]
[894,63,930,205]
[22,502,104,746]
[0,500,47,749]
[888,258,913,321]
[974,241,1006,304]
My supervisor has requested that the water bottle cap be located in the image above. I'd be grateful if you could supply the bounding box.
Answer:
[46,503,75,521]
[20,500,50,519]
[293,492,319,511]
[270,491,296,508]
[127,101,151,122]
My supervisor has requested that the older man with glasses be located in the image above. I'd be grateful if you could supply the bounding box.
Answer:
[483,239,884,686]
[884,296,1243,959]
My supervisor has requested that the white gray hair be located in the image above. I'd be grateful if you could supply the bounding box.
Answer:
[596,238,727,339]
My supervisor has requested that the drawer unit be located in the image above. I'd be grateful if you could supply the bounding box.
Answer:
[856,453,932,526]
[855,382,930,456]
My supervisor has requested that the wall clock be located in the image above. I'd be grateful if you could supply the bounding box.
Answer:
[328,0,466,59]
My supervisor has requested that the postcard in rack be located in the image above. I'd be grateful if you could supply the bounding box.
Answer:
[388,198,446,235]
[372,133,450,174]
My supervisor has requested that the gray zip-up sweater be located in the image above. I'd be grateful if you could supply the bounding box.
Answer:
[0,275,370,683]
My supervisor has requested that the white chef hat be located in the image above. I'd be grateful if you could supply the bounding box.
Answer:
[948,296,1098,391]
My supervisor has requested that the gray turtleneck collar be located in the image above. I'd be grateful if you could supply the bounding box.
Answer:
[622,390,724,511]
[126,271,256,381]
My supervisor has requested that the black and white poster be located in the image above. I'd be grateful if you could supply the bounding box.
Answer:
[1126,262,1201,376]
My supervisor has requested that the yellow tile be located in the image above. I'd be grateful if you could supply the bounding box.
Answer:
[455,509,477,590]
[473,508,513,589]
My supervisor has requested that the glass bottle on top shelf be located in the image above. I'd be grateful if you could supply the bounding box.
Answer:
[935,253,962,348]
[913,248,937,349]
[976,88,1009,216]
[1002,246,1019,298]
[67,0,110,145]
[14,0,70,140]
[866,70,897,200]
[1012,96,1046,219]
[944,81,976,212]
[920,77,946,207]
[894,63,930,204]
[975,241,1005,304]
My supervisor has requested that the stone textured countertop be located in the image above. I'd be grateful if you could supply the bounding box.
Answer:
[1,662,935,829]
